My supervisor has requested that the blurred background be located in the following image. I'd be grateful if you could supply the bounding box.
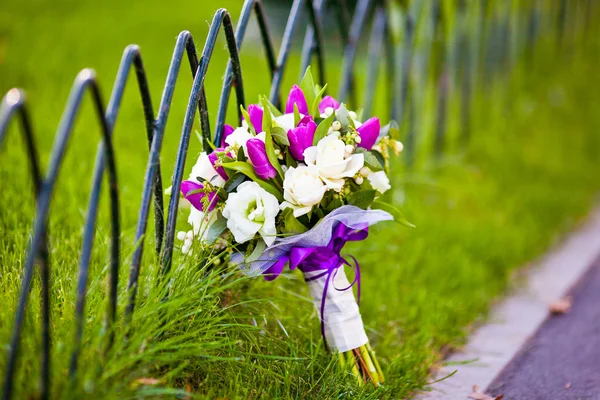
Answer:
[1,0,599,398]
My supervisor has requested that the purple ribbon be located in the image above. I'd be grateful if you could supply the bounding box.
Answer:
[263,223,368,347]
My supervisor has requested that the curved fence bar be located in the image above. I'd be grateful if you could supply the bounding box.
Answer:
[215,0,277,147]
[125,31,200,318]
[70,45,157,377]
[2,69,120,400]
[161,9,244,275]
[0,90,50,399]
[338,0,373,104]
[0,0,585,398]
[299,0,326,85]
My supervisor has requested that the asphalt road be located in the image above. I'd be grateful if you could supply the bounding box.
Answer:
[487,258,600,400]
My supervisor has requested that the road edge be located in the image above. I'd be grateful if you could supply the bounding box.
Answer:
[418,206,600,400]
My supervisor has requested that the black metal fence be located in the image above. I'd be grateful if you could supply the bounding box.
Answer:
[0,0,586,398]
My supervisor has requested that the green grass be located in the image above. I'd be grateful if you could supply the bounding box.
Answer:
[1,0,600,398]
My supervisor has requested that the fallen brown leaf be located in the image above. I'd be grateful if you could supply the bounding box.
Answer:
[134,378,161,385]
[549,296,572,314]
[468,385,504,400]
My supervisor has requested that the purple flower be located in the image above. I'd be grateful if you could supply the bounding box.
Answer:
[247,138,278,179]
[318,96,340,114]
[221,124,235,147]
[285,84,308,114]
[181,180,218,212]
[247,104,264,133]
[207,148,228,181]
[356,117,380,151]
[287,115,317,161]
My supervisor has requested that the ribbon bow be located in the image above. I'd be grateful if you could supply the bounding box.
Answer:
[263,223,368,347]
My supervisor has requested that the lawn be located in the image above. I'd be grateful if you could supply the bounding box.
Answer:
[1,0,599,398]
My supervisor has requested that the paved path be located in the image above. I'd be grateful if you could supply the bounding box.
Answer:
[487,259,600,400]
[422,208,600,400]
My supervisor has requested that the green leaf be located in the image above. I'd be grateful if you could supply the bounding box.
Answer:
[336,103,351,129]
[282,208,308,234]
[312,111,336,146]
[285,150,297,169]
[206,213,227,244]
[293,103,301,127]
[346,189,377,209]
[379,120,400,141]
[371,149,386,169]
[372,200,415,228]
[246,239,267,263]
[223,172,246,193]
[260,96,273,135]
[221,161,283,201]
[272,126,290,146]
[263,97,283,117]
[240,105,255,134]
[325,197,343,212]
[354,148,384,171]
[311,84,328,117]
[261,97,285,180]
[299,66,317,112]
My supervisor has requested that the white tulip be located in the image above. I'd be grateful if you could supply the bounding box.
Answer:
[222,181,280,246]
[274,113,297,132]
[367,170,391,194]
[303,135,364,191]
[281,165,328,217]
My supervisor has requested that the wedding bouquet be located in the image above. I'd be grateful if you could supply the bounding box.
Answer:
[176,68,409,385]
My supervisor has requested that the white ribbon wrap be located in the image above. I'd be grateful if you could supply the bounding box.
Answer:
[303,266,368,353]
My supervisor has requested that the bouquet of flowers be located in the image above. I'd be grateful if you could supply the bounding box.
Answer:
[176,68,410,385]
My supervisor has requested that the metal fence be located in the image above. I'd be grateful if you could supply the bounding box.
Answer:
[0,0,585,398]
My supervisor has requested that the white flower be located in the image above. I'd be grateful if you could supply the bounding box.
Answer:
[225,127,265,157]
[281,165,328,217]
[367,170,391,194]
[189,152,225,187]
[222,181,280,246]
[188,207,218,238]
[274,113,297,132]
[303,135,364,191]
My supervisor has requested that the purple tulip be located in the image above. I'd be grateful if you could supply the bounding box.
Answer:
[181,180,218,212]
[221,124,235,147]
[356,117,380,151]
[285,84,308,114]
[247,138,278,179]
[247,104,264,133]
[287,115,317,161]
[318,96,340,114]
[208,148,228,181]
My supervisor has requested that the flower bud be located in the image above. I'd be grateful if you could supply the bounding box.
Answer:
[246,138,278,179]
[318,96,341,114]
[287,115,317,161]
[180,180,218,212]
[356,117,380,150]
[247,104,264,133]
[221,124,235,147]
[285,84,308,114]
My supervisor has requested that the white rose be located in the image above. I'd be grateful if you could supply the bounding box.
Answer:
[281,165,328,217]
[367,170,391,194]
[222,181,280,246]
[303,135,364,191]
[189,152,225,187]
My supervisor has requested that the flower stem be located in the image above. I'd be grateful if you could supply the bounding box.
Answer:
[339,343,384,387]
